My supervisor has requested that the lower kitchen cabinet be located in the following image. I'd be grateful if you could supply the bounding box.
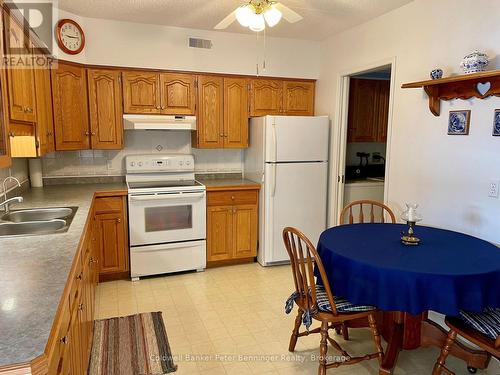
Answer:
[206,187,259,265]
[94,196,129,281]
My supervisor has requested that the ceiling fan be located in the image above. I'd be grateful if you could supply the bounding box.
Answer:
[214,0,303,32]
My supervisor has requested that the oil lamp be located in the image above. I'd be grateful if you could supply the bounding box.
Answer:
[401,203,422,245]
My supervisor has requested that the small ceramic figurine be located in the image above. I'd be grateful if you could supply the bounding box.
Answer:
[430,69,443,80]
[460,50,489,74]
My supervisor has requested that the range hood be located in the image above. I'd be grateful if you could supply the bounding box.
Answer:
[123,115,196,130]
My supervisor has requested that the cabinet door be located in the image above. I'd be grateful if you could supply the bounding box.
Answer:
[283,81,315,116]
[4,18,36,123]
[96,212,127,274]
[160,73,196,115]
[69,307,83,375]
[88,69,123,149]
[347,78,380,143]
[376,80,390,142]
[122,71,160,114]
[195,75,224,148]
[0,58,11,168]
[34,66,55,155]
[250,79,282,116]
[224,77,249,148]
[232,204,258,259]
[207,206,233,261]
[52,62,90,150]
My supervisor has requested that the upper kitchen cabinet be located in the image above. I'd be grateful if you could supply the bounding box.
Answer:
[159,73,196,115]
[3,15,36,123]
[34,66,55,155]
[283,81,315,116]
[122,71,160,114]
[347,78,389,143]
[87,69,123,149]
[0,68,10,168]
[193,75,224,148]
[52,62,90,150]
[223,77,249,148]
[250,79,282,116]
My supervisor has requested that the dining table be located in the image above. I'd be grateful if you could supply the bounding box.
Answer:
[317,223,500,375]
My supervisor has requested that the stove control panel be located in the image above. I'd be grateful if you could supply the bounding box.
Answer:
[126,154,194,173]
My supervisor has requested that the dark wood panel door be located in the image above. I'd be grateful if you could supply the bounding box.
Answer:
[160,73,196,115]
[122,71,160,114]
[52,62,90,150]
[96,212,127,274]
[250,79,282,116]
[87,69,123,149]
[347,78,380,143]
[224,77,249,148]
[232,204,257,259]
[195,75,223,148]
[34,67,55,155]
[207,206,233,262]
[283,81,315,116]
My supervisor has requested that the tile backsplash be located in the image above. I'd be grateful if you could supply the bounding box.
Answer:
[42,131,243,177]
[0,158,29,195]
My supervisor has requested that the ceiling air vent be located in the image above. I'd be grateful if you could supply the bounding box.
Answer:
[189,37,213,49]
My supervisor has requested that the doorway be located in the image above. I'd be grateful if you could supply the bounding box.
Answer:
[333,63,395,225]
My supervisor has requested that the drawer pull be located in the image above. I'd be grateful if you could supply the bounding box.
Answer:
[60,336,68,344]
[116,218,122,223]
[76,272,82,280]
[79,303,84,311]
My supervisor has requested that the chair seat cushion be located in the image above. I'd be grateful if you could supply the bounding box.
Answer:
[315,285,375,313]
[459,308,500,340]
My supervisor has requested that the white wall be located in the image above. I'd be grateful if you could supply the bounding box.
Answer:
[318,0,500,245]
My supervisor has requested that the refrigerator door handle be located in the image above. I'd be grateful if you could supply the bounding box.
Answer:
[271,163,277,197]
[272,121,277,161]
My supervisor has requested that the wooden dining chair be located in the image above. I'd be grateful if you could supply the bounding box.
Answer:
[283,227,384,375]
[339,200,396,225]
[433,310,500,375]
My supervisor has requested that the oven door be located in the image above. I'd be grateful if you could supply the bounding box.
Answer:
[128,190,206,246]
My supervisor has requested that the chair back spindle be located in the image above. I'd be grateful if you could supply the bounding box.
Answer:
[340,200,396,225]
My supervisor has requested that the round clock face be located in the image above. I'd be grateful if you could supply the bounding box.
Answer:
[56,19,85,55]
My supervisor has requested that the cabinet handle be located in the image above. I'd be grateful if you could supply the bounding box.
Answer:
[91,131,96,136]
[231,195,235,200]
[60,336,68,344]
[161,106,165,110]
[25,107,33,113]
[156,106,161,109]
[219,133,224,138]
[79,303,84,311]
[76,272,82,280]
[116,218,121,223]
[224,134,228,138]
[232,208,237,214]
[84,131,90,136]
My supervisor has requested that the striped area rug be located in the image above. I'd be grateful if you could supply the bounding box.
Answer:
[89,312,177,375]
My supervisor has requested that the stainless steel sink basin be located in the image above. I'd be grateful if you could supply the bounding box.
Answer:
[0,220,67,237]
[2,207,77,223]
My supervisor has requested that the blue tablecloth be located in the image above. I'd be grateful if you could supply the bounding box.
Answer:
[316,224,500,316]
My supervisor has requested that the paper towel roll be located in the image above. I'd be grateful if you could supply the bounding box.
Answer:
[29,158,43,187]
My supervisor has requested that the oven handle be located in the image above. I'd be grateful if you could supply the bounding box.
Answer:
[129,192,205,201]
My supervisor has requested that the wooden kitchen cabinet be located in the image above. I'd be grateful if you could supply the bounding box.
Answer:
[52,62,90,150]
[94,196,129,280]
[160,73,196,115]
[250,79,283,116]
[122,71,160,114]
[283,80,315,116]
[87,69,123,149]
[34,66,55,155]
[206,187,259,265]
[224,77,249,148]
[347,78,390,143]
[193,75,224,148]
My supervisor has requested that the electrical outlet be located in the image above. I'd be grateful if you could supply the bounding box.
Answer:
[107,160,113,170]
[488,179,499,198]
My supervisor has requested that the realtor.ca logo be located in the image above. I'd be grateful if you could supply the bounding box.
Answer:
[3,0,57,69]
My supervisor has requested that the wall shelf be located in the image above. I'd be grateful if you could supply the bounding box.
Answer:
[401,69,500,116]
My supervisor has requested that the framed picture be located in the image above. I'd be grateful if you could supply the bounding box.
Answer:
[448,110,471,135]
[493,109,500,136]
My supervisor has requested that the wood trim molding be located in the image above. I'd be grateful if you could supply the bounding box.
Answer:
[204,184,261,192]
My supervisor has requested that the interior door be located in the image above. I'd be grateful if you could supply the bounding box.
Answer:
[265,116,329,162]
[264,162,328,264]
[335,76,350,226]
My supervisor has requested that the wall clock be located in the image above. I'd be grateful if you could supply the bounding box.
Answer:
[55,19,85,55]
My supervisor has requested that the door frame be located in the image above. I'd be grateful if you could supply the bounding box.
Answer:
[328,57,397,226]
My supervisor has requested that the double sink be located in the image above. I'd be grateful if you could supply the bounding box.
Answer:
[0,207,78,238]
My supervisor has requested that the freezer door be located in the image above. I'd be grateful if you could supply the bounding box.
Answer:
[265,116,329,162]
[262,161,328,265]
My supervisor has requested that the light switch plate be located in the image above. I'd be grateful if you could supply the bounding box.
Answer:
[488,179,499,198]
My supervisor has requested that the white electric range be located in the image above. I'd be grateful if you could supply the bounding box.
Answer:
[126,154,206,281]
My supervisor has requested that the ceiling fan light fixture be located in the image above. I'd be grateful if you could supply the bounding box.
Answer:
[249,13,265,32]
[263,5,282,27]
[235,5,253,27]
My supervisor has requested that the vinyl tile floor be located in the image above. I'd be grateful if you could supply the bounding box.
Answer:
[96,263,500,375]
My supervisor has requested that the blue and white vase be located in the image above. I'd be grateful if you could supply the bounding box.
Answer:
[430,69,443,80]
[460,51,489,74]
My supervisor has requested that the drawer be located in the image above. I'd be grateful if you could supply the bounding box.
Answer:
[94,196,123,213]
[207,190,258,206]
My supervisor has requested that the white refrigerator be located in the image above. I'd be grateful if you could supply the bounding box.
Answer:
[244,116,329,266]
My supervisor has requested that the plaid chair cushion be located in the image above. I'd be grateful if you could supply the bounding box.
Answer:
[315,284,375,313]
[459,308,500,340]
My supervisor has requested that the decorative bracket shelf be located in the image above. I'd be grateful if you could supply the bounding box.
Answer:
[401,69,500,116]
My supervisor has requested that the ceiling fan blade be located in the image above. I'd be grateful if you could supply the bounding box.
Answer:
[274,3,303,23]
[214,10,237,30]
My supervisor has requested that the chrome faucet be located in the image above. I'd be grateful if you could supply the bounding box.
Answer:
[1,176,23,213]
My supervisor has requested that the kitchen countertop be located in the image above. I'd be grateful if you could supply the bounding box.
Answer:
[0,183,126,367]
[197,176,261,191]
